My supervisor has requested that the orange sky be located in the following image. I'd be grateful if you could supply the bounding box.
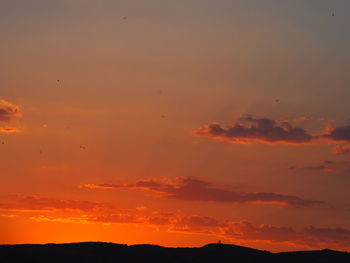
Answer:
[1,0,350,252]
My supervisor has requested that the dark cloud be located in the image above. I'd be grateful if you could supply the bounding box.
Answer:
[81,177,326,208]
[193,116,313,145]
[324,126,350,142]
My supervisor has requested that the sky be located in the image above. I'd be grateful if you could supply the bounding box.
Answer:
[1,0,350,252]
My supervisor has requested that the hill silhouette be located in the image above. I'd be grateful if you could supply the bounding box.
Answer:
[1,242,349,263]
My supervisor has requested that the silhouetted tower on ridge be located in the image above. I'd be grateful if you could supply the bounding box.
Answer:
[218,240,221,245]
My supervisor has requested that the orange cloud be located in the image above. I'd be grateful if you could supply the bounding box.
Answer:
[0,99,22,122]
[0,214,18,218]
[0,194,110,213]
[222,220,297,242]
[29,212,222,236]
[0,99,22,133]
[2,193,345,250]
[26,211,350,251]
[0,126,21,133]
[333,145,350,155]
[81,177,326,208]
[302,226,350,250]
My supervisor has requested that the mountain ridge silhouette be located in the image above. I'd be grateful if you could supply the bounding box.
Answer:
[1,241,349,262]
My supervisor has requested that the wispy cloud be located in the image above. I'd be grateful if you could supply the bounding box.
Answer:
[27,211,350,251]
[333,145,350,155]
[80,177,326,208]
[302,226,350,249]
[2,192,345,250]
[288,160,335,173]
[222,220,297,242]
[0,194,110,212]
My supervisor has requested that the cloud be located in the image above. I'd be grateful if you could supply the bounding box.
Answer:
[0,99,22,133]
[0,194,110,212]
[302,226,350,249]
[0,214,18,218]
[193,116,313,145]
[323,126,350,142]
[288,160,335,173]
[0,99,22,123]
[81,177,326,208]
[27,209,350,251]
[304,226,350,242]
[88,212,222,234]
[292,116,325,123]
[287,160,350,175]
[149,213,222,234]
[223,222,350,249]
[3,193,343,251]
[0,126,21,133]
[222,220,298,242]
[31,215,94,224]
[333,145,350,155]
[30,212,222,235]
[88,212,147,224]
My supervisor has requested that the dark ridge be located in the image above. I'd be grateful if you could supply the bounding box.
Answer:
[201,242,271,253]
[0,242,349,263]
[275,248,350,262]
[129,244,165,249]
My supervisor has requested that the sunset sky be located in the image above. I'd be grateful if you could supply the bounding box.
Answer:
[1,0,350,252]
